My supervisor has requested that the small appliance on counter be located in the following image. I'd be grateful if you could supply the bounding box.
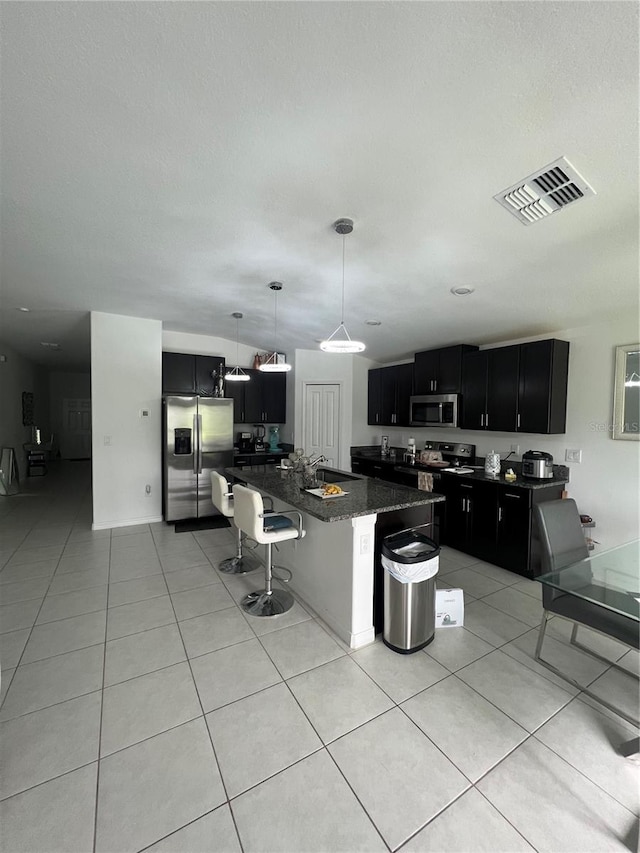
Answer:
[268,425,280,451]
[522,450,554,479]
[237,432,253,452]
[484,451,501,477]
[253,425,266,452]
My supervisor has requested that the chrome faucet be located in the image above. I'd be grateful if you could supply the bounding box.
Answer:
[308,454,328,468]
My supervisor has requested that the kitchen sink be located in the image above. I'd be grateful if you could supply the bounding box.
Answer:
[314,467,363,484]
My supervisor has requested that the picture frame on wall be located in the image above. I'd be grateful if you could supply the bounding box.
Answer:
[612,344,640,440]
[22,391,34,426]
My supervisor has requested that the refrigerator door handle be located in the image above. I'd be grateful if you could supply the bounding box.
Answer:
[196,414,203,473]
[193,414,199,474]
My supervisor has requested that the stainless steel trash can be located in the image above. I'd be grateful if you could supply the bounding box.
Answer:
[382,531,439,654]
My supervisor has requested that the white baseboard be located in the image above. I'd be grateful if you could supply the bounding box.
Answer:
[92,515,163,531]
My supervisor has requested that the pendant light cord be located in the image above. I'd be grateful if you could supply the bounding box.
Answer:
[341,235,346,325]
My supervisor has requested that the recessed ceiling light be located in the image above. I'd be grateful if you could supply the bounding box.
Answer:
[17,307,30,312]
[450,287,475,296]
[365,320,382,326]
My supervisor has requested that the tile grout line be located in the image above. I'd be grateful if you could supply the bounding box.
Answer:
[92,526,112,853]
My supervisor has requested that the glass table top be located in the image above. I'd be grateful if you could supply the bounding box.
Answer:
[537,539,640,621]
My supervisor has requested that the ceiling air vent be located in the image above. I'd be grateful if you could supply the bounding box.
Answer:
[494,156,596,225]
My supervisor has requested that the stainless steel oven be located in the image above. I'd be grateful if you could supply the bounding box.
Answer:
[410,394,459,428]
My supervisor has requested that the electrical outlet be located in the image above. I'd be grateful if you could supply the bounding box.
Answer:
[565,449,582,463]
[360,533,371,555]
[103,436,112,446]
[510,444,520,455]
[145,484,151,495]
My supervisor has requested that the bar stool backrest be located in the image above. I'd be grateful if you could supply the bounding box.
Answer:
[233,484,268,543]
[211,471,233,518]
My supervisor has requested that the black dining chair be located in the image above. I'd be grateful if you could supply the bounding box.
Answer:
[534,499,638,727]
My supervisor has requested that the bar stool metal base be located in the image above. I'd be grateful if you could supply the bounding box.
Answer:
[241,588,294,617]
[218,552,261,575]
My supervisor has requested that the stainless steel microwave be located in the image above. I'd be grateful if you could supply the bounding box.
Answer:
[409,394,459,428]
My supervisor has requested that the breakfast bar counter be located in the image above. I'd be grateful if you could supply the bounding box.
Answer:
[225,465,444,648]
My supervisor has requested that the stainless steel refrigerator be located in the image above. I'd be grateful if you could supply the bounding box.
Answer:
[163,396,234,522]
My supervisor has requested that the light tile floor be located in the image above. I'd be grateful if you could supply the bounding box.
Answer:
[0,463,638,852]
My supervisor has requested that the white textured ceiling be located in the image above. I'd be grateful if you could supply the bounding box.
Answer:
[1,1,638,370]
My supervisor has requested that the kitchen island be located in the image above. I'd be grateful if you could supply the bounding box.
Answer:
[225,465,444,648]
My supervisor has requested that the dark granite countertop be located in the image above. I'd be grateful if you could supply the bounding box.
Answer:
[225,465,445,523]
[351,447,569,491]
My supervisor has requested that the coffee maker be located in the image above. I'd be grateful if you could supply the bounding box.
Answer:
[237,431,253,452]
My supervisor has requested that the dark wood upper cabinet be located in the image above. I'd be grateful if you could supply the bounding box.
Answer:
[195,356,225,396]
[517,339,569,434]
[228,369,286,424]
[368,369,383,425]
[486,345,520,432]
[368,363,413,426]
[162,353,224,395]
[414,344,478,394]
[461,339,569,434]
[461,345,520,433]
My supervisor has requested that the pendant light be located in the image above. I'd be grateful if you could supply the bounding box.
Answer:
[225,312,251,382]
[320,218,365,353]
[259,282,291,373]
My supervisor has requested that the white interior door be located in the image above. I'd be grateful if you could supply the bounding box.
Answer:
[61,398,92,459]
[303,384,341,467]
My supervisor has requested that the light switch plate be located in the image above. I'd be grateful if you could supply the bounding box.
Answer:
[565,449,582,463]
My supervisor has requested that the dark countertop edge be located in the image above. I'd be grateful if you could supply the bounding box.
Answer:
[351,448,569,490]
[225,466,444,523]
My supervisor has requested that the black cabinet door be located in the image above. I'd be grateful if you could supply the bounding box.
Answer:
[162,353,195,393]
[368,369,382,425]
[518,339,569,434]
[243,369,265,423]
[437,345,477,393]
[380,366,397,425]
[440,479,470,548]
[460,351,488,430]
[262,372,287,423]
[486,346,519,432]
[395,363,414,426]
[468,482,498,562]
[413,349,440,394]
[224,381,246,423]
[195,356,225,397]
[495,488,531,574]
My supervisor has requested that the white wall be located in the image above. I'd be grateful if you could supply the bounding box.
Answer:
[353,318,640,550]
[0,343,50,475]
[163,329,254,365]
[91,313,163,529]
[48,371,91,457]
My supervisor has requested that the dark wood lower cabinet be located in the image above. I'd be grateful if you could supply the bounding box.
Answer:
[351,455,565,579]
[440,477,564,577]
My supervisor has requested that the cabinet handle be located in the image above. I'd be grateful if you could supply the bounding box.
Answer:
[504,493,521,499]
[498,506,503,522]
[480,413,484,427]
[485,413,489,428]
[517,413,521,429]
[433,379,437,392]
[460,483,472,489]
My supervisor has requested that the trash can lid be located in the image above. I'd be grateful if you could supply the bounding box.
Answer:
[381,531,440,564]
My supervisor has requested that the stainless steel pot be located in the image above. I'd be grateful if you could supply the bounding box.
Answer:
[522,450,553,479]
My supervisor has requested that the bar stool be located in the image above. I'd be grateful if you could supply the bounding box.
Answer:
[232,483,304,617]
[210,472,260,575]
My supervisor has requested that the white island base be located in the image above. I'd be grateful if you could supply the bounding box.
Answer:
[269,509,378,650]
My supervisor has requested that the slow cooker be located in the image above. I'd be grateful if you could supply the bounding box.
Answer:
[522,450,554,479]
